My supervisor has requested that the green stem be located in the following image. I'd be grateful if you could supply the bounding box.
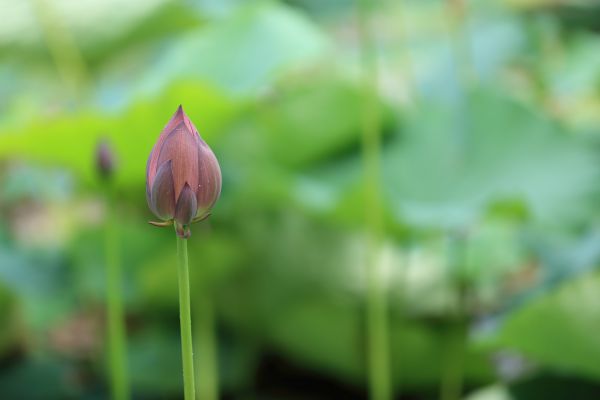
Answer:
[105,193,130,400]
[440,235,469,400]
[440,313,467,400]
[177,234,196,400]
[365,245,391,400]
[357,1,392,400]
[196,292,218,400]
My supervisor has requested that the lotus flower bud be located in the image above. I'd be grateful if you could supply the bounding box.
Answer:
[146,106,222,238]
[96,139,116,180]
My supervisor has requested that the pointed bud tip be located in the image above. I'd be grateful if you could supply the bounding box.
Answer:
[166,105,187,127]
[171,105,192,127]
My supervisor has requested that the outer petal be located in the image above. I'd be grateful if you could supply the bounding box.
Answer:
[156,122,199,200]
[175,183,198,226]
[145,151,153,207]
[147,105,187,188]
[150,160,176,220]
[196,140,222,216]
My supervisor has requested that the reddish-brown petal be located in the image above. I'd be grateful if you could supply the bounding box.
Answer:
[175,183,198,226]
[145,151,153,206]
[196,140,222,215]
[156,122,199,200]
[182,111,199,137]
[147,105,193,189]
[150,160,176,220]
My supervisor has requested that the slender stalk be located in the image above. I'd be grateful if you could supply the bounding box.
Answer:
[440,234,469,400]
[357,1,392,400]
[196,292,218,400]
[365,243,391,400]
[177,234,196,400]
[105,190,130,400]
[440,311,467,400]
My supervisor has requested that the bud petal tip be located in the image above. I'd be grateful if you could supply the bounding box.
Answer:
[175,183,198,226]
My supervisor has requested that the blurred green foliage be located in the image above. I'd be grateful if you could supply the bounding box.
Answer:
[1,0,600,399]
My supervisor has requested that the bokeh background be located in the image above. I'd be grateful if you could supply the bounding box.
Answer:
[1,0,600,399]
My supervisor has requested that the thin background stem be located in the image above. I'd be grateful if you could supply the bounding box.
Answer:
[33,0,89,101]
[177,234,196,400]
[357,1,392,400]
[105,188,130,400]
[196,291,218,400]
[440,303,467,400]
[440,234,469,400]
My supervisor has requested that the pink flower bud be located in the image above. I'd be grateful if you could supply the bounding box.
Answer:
[146,106,222,238]
[96,139,116,180]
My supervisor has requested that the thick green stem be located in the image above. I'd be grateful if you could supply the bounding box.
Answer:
[105,194,130,400]
[365,242,391,400]
[357,1,392,400]
[196,292,218,400]
[177,235,196,400]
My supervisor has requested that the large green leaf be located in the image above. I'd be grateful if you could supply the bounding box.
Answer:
[290,88,598,230]
[261,77,365,168]
[492,271,600,380]
[138,0,328,95]
[383,88,598,228]
[0,81,241,187]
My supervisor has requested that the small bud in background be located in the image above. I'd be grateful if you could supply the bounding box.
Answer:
[96,139,116,180]
[146,105,222,238]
